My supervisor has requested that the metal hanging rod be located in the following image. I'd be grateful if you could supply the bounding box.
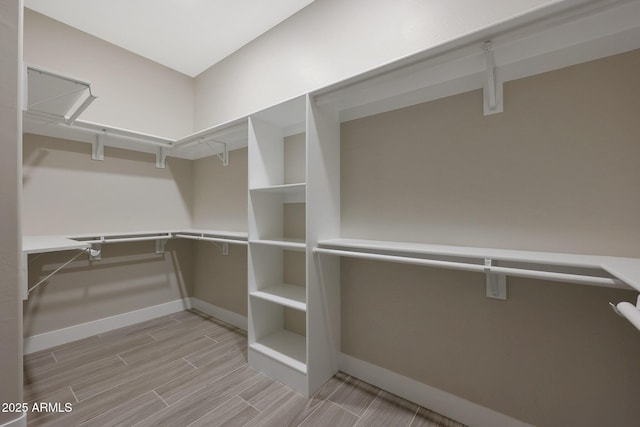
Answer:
[173,233,248,246]
[78,233,174,245]
[313,247,628,289]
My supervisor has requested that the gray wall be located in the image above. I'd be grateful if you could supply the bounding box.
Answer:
[340,50,640,426]
[0,0,23,423]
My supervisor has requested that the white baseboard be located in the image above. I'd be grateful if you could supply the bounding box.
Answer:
[0,412,26,427]
[339,353,532,427]
[190,297,247,331]
[24,299,192,354]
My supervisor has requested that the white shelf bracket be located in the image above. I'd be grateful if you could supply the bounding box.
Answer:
[157,147,168,169]
[222,242,229,256]
[483,41,503,115]
[89,243,102,261]
[156,238,168,254]
[203,139,229,166]
[92,134,104,161]
[484,258,507,300]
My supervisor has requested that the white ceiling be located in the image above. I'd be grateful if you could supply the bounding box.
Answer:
[24,0,315,77]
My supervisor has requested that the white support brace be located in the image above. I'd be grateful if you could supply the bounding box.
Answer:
[484,258,507,300]
[204,139,229,166]
[222,242,229,256]
[92,133,104,161]
[483,41,503,115]
[157,146,168,168]
[156,238,168,254]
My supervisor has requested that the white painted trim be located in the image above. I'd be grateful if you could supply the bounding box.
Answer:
[339,353,532,427]
[190,297,247,331]
[0,412,26,427]
[23,299,191,354]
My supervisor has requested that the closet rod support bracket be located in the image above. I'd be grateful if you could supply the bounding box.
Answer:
[222,242,229,256]
[92,134,104,161]
[483,41,503,115]
[89,243,102,261]
[157,147,168,169]
[485,258,507,300]
[156,238,168,254]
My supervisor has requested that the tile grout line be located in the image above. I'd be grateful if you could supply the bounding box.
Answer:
[51,351,58,363]
[182,357,198,369]
[407,407,419,427]
[152,390,171,408]
[354,389,382,423]
[69,386,80,403]
[117,354,129,366]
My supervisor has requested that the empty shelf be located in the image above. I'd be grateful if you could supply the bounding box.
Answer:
[251,284,306,311]
[23,236,91,254]
[250,330,307,374]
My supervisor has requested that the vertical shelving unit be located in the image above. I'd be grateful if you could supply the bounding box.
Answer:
[247,94,341,396]
[248,96,309,393]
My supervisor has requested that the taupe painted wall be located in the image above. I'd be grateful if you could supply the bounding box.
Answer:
[193,0,594,130]
[340,50,640,426]
[25,240,194,336]
[191,148,248,315]
[22,134,194,335]
[23,134,193,235]
[192,148,247,232]
[0,0,24,423]
[24,9,194,138]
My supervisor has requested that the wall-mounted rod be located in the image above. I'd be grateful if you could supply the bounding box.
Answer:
[612,301,640,331]
[79,234,173,245]
[313,248,628,289]
[173,234,248,245]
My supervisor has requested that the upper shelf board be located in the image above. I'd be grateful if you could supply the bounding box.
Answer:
[25,66,95,123]
[22,2,640,161]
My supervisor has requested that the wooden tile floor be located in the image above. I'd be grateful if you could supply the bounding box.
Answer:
[24,310,466,427]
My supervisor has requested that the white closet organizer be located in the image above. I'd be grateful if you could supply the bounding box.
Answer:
[247,95,340,395]
[22,230,248,300]
[20,0,640,402]
[23,65,247,167]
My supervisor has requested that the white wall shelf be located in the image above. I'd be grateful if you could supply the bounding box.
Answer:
[315,238,638,291]
[250,284,306,311]
[250,329,307,374]
[22,229,248,300]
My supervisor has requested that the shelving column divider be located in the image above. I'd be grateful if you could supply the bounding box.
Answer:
[305,95,341,395]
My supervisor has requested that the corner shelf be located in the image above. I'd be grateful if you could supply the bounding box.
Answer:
[250,284,307,311]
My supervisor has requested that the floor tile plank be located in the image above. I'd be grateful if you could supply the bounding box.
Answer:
[78,391,167,427]
[24,311,463,427]
[329,375,380,417]
[188,396,259,427]
[135,366,263,427]
[299,401,359,427]
[356,390,418,427]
